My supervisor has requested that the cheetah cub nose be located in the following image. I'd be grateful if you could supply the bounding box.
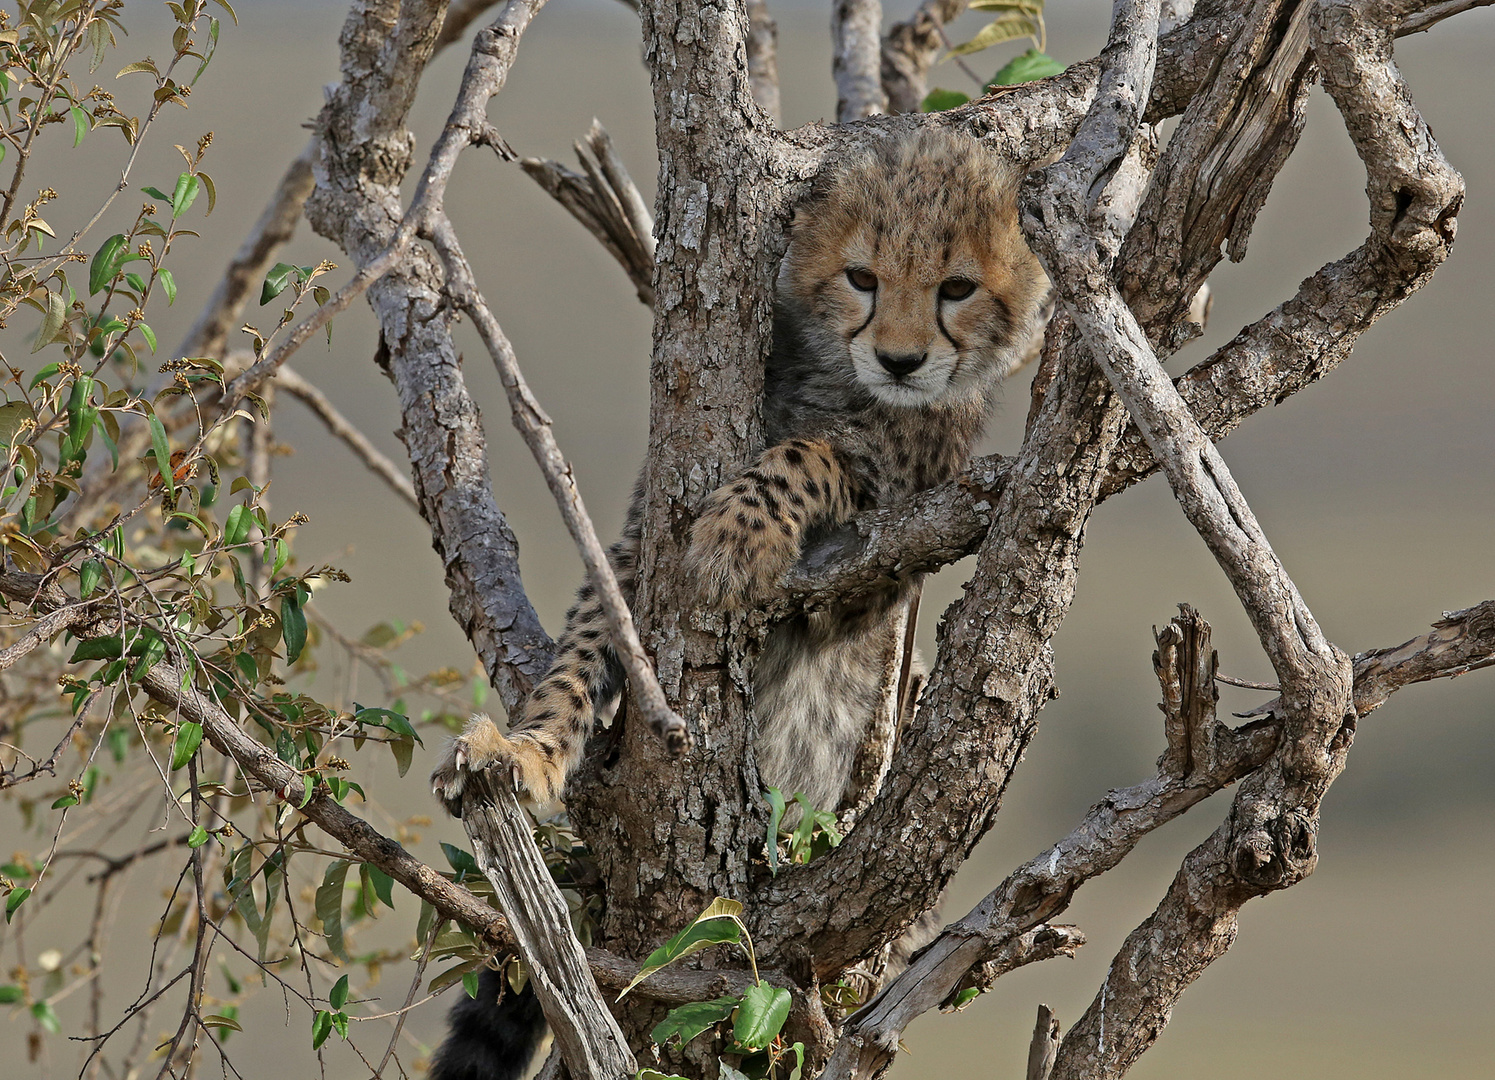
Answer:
[876,350,927,376]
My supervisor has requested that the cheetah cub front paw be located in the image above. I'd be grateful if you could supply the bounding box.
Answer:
[686,482,801,610]
[430,714,566,817]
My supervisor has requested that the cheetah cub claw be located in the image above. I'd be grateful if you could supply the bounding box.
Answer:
[429,714,566,817]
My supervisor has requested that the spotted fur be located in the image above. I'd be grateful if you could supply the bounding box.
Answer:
[431,128,1046,815]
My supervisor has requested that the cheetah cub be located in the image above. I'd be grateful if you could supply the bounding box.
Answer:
[431,128,1047,817]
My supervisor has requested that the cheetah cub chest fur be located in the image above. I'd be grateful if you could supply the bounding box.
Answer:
[431,128,1047,816]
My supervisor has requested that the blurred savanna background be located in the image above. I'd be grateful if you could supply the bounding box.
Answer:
[1,1,1491,1076]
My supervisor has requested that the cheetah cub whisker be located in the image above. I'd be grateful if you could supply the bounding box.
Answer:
[431,128,1047,818]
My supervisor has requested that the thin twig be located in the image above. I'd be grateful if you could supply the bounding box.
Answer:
[371,917,441,1079]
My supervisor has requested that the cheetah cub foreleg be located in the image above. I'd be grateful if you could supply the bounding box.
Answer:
[430,529,635,815]
[686,437,860,610]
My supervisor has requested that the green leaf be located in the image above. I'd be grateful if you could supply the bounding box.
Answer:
[316,860,351,962]
[28,363,61,391]
[921,88,971,112]
[31,999,60,1034]
[141,185,172,202]
[948,13,1038,57]
[70,104,88,147]
[618,897,744,1000]
[989,48,1066,86]
[89,233,127,295]
[192,18,220,86]
[202,1011,242,1034]
[439,842,480,877]
[170,721,203,770]
[78,559,103,598]
[5,887,31,922]
[51,795,79,809]
[280,593,307,663]
[0,984,22,1003]
[158,268,176,305]
[789,793,818,862]
[199,171,217,215]
[311,1009,333,1049]
[223,504,251,545]
[461,969,479,998]
[210,0,239,25]
[764,786,786,875]
[171,171,200,219]
[32,290,66,353]
[147,411,173,502]
[651,995,740,1048]
[329,973,349,1011]
[732,982,791,1051]
[636,1072,692,1080]
[188,825,209,848]
[260,262,296,306]
[131,631,166,680]
[139,322,157,353]
[948,986,982,1011]
[366,866,395,909]
[0,400,35,447]
[352,706,422,745]
[787,1041,806,1080]
[717,1063,751,1080]
[70,635,123,662]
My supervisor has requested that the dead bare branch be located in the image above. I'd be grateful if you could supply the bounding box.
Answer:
[1027,1004,1060,1080]
[459,771,637,1080]
[520,121,656,307]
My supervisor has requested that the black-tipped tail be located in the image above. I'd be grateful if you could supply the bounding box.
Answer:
[429,968,546,1080]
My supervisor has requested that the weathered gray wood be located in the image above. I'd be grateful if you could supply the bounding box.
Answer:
[1027,1004,1060,1080]
[521,120,657,307]
[462,772,637,1080]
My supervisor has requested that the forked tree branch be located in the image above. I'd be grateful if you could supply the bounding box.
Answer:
[416,17,686,751]
[825,594,1495,1077]
[305,0,555,710]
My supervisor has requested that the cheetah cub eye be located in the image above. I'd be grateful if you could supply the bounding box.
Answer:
[846,267,878,292]
[939,278,977,301]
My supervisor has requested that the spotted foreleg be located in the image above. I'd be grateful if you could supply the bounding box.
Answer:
[431,530,635,814]
[686,438,861,610]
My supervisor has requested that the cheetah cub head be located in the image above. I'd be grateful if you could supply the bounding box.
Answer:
[779,128,1048,408]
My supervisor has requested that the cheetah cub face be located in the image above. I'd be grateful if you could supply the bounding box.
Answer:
[779,129,1047,408]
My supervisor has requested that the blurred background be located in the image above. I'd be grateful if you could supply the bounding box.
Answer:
[3,0,1491,1076]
